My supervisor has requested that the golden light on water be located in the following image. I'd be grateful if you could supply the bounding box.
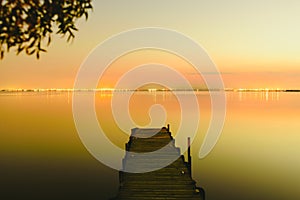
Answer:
[1,91,300,199]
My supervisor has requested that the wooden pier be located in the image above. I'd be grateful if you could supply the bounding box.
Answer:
[113,126,205,200]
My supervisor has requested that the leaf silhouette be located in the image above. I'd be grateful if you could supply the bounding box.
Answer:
[0,0,93,59]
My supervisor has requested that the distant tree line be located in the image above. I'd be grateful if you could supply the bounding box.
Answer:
[0,0,93,59]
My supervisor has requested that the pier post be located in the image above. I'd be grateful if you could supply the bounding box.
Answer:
[188,137,192,176]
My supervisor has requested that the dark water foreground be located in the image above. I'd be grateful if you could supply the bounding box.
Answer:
[0,153,119,199]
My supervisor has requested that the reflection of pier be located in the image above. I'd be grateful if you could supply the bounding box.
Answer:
[113,126,205,200]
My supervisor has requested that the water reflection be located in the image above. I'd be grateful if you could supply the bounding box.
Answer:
[0,91,299,199]
[236,91,281,102]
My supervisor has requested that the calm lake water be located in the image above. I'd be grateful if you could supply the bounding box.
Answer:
[0,91,300,199]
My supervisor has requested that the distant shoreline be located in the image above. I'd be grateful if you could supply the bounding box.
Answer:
[0,88,299,93]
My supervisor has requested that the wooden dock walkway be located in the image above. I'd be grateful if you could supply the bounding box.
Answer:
[113,127,205,200]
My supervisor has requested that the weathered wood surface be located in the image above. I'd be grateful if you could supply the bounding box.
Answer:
[113,127,205,200]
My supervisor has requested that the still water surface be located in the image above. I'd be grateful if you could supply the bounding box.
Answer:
[0,91,299,199]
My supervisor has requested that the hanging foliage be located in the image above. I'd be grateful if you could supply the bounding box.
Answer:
[0,0,93,59]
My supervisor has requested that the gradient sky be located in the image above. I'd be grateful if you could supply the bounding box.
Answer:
[1,0,300,89]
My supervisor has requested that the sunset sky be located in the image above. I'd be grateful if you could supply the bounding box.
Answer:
[1,0,300,89]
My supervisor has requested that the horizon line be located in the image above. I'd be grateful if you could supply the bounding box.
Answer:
[0,88,300,93]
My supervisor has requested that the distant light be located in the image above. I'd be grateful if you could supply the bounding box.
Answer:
[148,88,157,92]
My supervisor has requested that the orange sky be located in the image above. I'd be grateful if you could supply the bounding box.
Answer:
[1,1,300,89]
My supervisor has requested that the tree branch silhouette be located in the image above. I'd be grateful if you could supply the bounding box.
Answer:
[0,0,93,59]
